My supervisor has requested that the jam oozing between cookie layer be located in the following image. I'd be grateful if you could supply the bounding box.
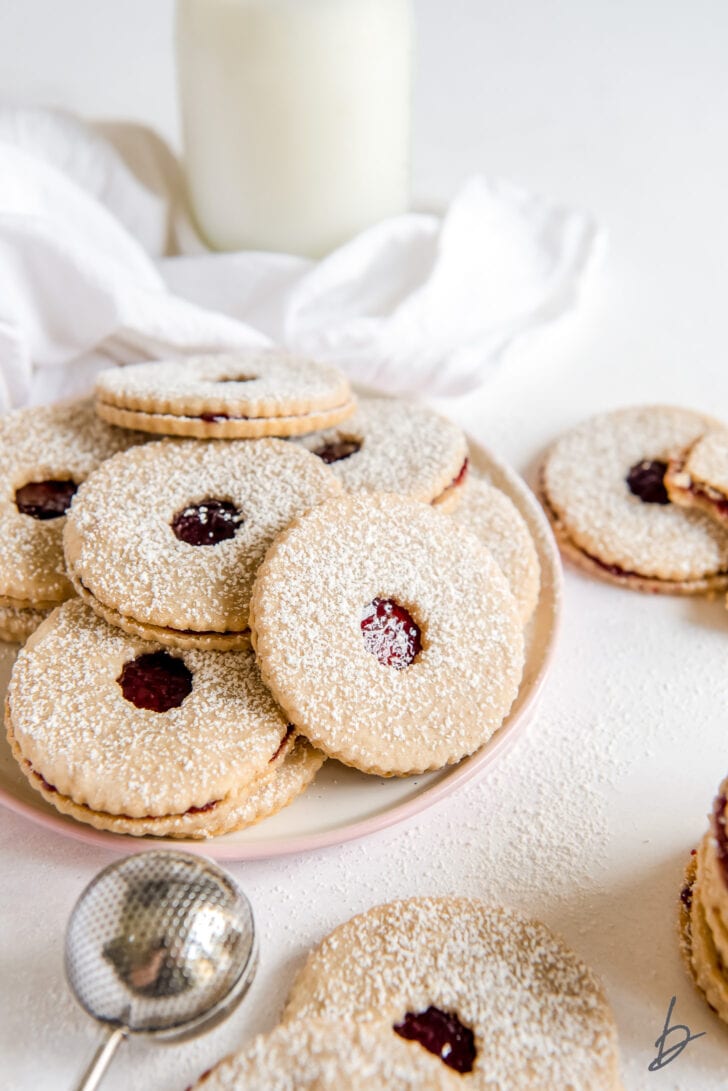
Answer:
[15,479,78,520]
[393,1006,477,1073]
[361,598,421,668]
[626,460,670,504]
[118,652,193,712]
[312,439,361,464]
[171,498,244,545]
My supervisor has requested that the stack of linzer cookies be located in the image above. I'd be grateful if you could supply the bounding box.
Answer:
[3,350,542,839]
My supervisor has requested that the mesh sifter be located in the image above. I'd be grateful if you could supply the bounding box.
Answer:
[65,851,258,1091]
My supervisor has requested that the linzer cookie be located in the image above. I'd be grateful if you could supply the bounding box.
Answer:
[250,494,524,776]
[64,438,341,650]
[0,398,145,642]
[666,429,728,530]
[5,600,304,839]
[452,477,540,625]
[283,898,623,1090]
[191,1018,460,1090]
[95,350,355,438]
[680,779,728,1024]
[541,405,728,592]
[296,397,468,510]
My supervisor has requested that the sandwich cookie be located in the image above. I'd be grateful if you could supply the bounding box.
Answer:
[452,476,540,625]
[5,601,297,838]
[0,399,145,642]
[541,406,728,592]
[283,897,623,1091]
[666,429,728,529]
[95,350,355,438]
[296,397,469,510]
[190,1018,460,1090]
[250,494,524,776]
[64,438,341,650]
[680,780,728,1024]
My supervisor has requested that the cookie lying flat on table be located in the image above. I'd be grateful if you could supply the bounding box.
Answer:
[0,398,145,642]
[666,429,728,529]
[64,438,341,650]
[250,493,523,776]
[295,397,469,510]
[191,1018,460,1090]
[95,350,355,438]
[452,476,540,625]
[680,779,728,1024]
[5,601,306,839]
[283,897,623,1091]
[541,405,728,593]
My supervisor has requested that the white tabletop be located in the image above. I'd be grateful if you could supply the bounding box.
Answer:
[2,2,728,1089]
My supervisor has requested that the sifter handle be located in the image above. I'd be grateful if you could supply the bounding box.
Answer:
[74,1025,127,1091]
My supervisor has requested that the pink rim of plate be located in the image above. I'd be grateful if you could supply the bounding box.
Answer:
[0,437,562,860]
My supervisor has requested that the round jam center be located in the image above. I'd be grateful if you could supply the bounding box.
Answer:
[361,598,421,669]
[171,499,244,546]
[393,1006,476,1073]
[312,439,361,464]
[118,652,193,712]
[15,479,77,520]
[626,460,670,504]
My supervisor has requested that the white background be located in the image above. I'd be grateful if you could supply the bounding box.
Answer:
[2,2,728,1089]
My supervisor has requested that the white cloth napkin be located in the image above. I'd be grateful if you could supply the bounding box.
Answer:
[0,107,604,410]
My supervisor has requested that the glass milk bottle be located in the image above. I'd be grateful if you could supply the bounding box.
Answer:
[176,0,414,257]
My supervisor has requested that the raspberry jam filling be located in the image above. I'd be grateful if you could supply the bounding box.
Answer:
[171,498,244,545]
[312,439,361,464]
[451,457,469,489]
[15,479,78,520]
[118,652,193,712]
[394,1006,476,1073]
[199,412,231,423]
[361,598,421,668]
[626,459,670,504]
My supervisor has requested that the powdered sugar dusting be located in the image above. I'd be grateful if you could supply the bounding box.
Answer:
[452,476,540,624]
[283,897,620,1090]
[0,398,146,603]
[7,600,290,817]
[64,438,341,634]
[96,351,351,417]
[542,405,728,580]
[681,429,728,495]
[193,1016,460,1090]
[250,493,524,774]
[295,397,467,502]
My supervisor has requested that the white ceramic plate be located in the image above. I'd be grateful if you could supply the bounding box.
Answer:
[0,437,561,859]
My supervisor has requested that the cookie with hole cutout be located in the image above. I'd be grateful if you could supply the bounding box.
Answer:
[4,600,322,838]
[64,438,341,650]
[95,350,355,438]
[282,897,623,1090]
[249,493,523,776]
[190,1017,460,1090]
[0,398,145,641]
[295,397,469,511]
[540,406,728,592]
